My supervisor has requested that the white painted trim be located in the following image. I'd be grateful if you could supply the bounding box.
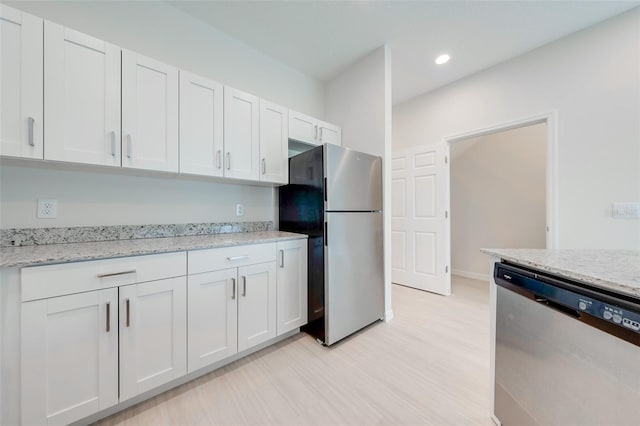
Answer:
[444,110,559,249]
[384,309,394,323]
[451,269,490,282]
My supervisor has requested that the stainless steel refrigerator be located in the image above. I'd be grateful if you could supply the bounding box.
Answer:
[279,144,384,345]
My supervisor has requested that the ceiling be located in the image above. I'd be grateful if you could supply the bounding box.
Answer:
[169,1,638,105]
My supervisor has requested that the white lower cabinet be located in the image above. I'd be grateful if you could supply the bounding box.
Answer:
[188,268,238,372]
[119,277,187,401]
[21,289,119,426]
[187,243,279,371]
[20,241,306,424]
[276,239,308,335]
[237,262,277,352]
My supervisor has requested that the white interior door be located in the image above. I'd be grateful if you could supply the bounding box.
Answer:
[392,144,450,295]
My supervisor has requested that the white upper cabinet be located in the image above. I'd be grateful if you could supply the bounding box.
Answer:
[259,100,288,184]
[179,71,224,177]
[0,5,43,160]
[318,120,342,146]
[223,87,260,180]
[289,110,341,147]
[44,21,121,166]
[288,110,318,145]
[122,50,178,172]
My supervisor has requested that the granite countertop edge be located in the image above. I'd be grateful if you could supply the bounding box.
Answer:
[481,248,640,300]
[0,231,307,268]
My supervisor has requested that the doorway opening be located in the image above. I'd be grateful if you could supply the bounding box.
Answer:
[449,122,547,283]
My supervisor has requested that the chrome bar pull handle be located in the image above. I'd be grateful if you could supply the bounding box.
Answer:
[242,276,247,297]
[279,250,284,268]
[319,127,323,142]
[97,270,136,278]
[231,277,236,300]
[110,131,116,157]
[314,124,318,140]
[125,299,131,327]
[226,152,231,170]
[227,255,249,261]
[106,302,111,333]
[27,117,35,147]
[127,134,132,159]
[262,158,266,175]
[217,150,222,169]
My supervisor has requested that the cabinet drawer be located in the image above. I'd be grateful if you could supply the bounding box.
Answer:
[188,243,276,275]
[21,252,186,302]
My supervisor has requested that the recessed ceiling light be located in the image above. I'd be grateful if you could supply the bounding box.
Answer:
[435,54,450,65]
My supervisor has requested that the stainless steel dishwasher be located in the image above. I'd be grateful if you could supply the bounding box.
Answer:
[493,262,640,426]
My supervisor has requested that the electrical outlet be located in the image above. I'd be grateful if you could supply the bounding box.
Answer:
[612,202,640,219]
[236,203,245,217]
[37,199,57,219]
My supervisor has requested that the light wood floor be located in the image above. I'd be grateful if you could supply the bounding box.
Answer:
[97,276,492,425]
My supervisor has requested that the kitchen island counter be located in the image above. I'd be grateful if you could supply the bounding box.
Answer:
[481,248,640,299]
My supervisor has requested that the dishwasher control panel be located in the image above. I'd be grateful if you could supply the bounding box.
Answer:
[585,301,640,331]
[495,262,640,340]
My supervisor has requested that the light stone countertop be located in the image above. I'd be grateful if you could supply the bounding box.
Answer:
[481,249,640,299]
[0,231,307,268]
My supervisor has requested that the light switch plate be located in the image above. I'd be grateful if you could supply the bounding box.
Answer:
[612,202,640,219]
[37,199,57,219]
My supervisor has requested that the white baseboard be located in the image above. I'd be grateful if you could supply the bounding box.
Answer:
[452,269,490,282]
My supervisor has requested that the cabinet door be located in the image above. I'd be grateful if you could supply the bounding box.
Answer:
[288,110,318,145]
[188,268,238,372]
[44,22,121,166]
[259,100,288,184]
[276,240,308,335]
[223,87,259,180]
[318,120,342,146]
[0,6,43,159]
[22,289,118,425]
[122,50,178,172]
[238,262,277,352]
[119,277,187,401]
[179,71,224,177]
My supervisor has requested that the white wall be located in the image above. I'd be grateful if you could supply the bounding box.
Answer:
[451,124,547,279]
[0,164,273,228]
[1,1,326,229]
[394,8,640,249]
[324,45,394,320]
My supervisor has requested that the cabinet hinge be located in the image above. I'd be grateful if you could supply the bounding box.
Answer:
[445,210,449,219]
[445,265,449,273]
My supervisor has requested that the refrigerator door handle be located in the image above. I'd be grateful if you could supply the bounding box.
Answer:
[324,178,327,202]
[324,222,328,246]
